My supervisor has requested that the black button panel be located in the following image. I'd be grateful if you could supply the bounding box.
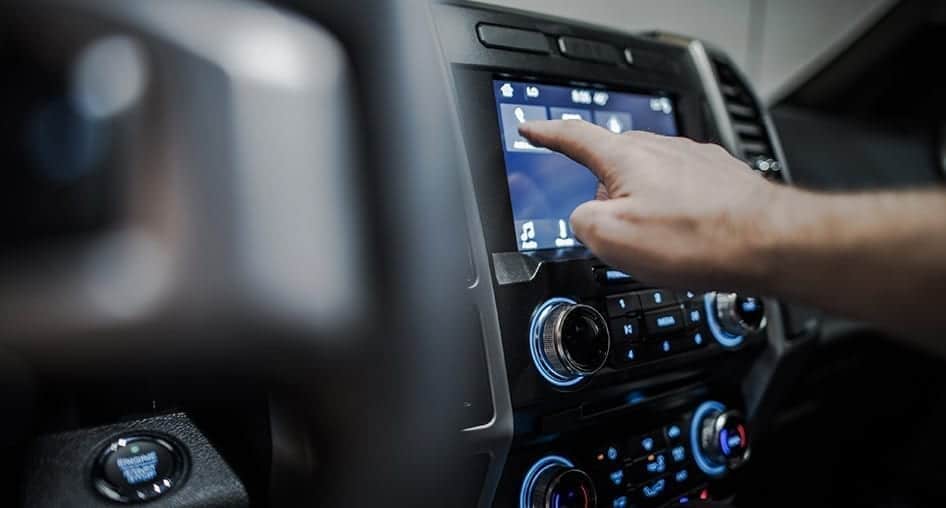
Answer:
[602,288,710,371]
[93,434,188,503]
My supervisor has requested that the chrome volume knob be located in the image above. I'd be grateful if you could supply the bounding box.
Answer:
[713,293,766,337]
[530,299,610,386]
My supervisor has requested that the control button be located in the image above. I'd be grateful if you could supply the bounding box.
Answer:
[594,445,622,464]
[595,267,634,285]
[609,316,641,342]
[606,293,641,317]
[670,445,687,463]
[684,306,704,327]
[639,477,668,503]
[476,23,550,54]
[530,298,611,387]
[626,452,668,481]
[636,452,667,476]
[93,435,187,503]
[638,289,676,310]
[609,469,625,487]
[631,432,662,456]
[557,36,620,64]
[612,495,628,508]
[664,424,684,444]
[691,401,751,478]
[645,310,685,335]
[672,468,691,486]
[656,339,674,356]
[611,344,644,368]
[689,332,706,349]
[706,292,766,348]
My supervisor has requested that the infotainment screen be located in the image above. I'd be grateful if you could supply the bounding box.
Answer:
[493,79,678,252]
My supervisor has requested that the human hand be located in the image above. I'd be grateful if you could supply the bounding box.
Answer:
[518,120,787,291]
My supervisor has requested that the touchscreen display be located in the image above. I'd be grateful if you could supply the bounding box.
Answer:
[493,80,678,251]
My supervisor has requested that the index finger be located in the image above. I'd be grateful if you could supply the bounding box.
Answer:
[518,119,618,182]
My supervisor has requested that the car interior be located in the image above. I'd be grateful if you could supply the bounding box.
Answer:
[2,0,946,507]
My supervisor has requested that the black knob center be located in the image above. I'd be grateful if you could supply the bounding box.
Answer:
[560,309,608,370]
[734,296,765,330]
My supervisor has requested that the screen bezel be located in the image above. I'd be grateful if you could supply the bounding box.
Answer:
[452,65,709,262]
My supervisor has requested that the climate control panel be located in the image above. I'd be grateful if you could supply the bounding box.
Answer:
[518,401,748,508]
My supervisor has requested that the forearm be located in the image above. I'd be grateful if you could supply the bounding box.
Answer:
[756,187,946,334]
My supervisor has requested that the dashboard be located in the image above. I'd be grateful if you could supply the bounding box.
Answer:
[12,1,946,507]
[433,3,797,507]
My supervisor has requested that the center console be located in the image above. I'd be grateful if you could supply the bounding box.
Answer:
[433,2,794,506]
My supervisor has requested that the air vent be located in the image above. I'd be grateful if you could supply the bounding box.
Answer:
[712,58,783,180]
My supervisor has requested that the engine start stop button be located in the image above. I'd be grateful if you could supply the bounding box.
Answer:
[93,434,188,503]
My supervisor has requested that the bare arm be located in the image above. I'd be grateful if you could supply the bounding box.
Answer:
[518,119,946,335]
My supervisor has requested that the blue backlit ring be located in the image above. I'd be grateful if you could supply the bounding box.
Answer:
[690,401,727,478]
[704,294,745,348]
[529,298,584,387]
[519,455,574,508]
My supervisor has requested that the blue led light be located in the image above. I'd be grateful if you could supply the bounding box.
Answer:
[610,469,624,486]
[626,349,636,360]
[606,270,632,281]
[641,437,655,452]
[656,315,677,327]
[720,428,731,456]
[662,340,671,353]
[612,496,628,508]
[690,401,727,477]
[626,390,646,406]
[703,294,745,348]
[667,425,681,439]
[671,445,686,462]
[607,447,618,460]
[675,469,689,483]
[679,496,690,504]
[529,298,584,387]
[519,455,574,508]
[646,454,666,473]
[643,479,666,498]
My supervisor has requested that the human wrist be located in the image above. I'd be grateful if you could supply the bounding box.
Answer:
[737,182,805,295]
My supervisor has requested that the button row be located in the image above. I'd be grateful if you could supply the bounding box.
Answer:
[607,289,680,317]
[609,466,701,508]
[612,304,704,342]
[611,331,708,368]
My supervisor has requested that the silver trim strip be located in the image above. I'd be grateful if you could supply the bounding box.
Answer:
[687,39,739,155]
[429,4,514,507]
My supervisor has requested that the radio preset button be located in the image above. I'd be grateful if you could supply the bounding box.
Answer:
[611,344,646,368]
[638,289,676,310]
[684,306,704,327]
[606,293,641,317]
